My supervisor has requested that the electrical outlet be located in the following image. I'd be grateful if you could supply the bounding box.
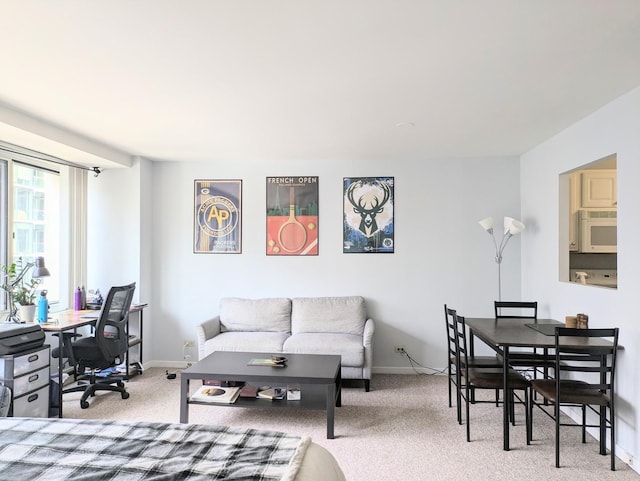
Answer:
[394,346,406,353]
[183,340,195,348]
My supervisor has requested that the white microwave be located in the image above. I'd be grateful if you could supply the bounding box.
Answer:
[579,210,617,253]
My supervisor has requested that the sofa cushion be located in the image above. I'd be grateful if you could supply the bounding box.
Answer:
[220,297,291,333]
[204,332,288,356]
[291,296,366,335]
[283,333,364,367]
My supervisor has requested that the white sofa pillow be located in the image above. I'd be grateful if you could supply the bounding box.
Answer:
[291,296,366,335]
[220,297,291,333]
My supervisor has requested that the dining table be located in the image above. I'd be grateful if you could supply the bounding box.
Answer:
[464,317,618,451]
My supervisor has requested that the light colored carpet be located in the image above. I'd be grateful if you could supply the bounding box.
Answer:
[61,369,639,481]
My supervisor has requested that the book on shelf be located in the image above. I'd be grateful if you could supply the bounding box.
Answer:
[239,385,259,398]
[286,384,301,401]
[191,385,241,404]
[203,379,244,388]
[247,357,287,367]
[257,387,286,400]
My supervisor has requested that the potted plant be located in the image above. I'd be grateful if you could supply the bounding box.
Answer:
[1,258,41,322]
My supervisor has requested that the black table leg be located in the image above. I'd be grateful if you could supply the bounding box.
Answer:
[327,383,335,439]
[57,333,64,418]
[503,345,510,451]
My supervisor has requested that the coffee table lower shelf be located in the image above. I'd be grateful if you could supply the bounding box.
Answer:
[189,385,333,411]
[179,351,342,439]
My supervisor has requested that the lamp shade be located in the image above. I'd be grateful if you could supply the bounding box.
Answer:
[503,217,525,235]
[32,256,50,278]
[478,217,494,232]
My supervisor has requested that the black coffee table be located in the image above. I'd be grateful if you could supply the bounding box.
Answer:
[179,351,342,438]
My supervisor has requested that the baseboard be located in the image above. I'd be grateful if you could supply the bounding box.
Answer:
[373,366,446,375]
[145,360,189,369]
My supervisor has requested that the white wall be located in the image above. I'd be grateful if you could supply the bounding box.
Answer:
[87,155,520,371]
[521,85,640,467]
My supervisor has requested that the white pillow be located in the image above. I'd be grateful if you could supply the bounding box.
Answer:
[291,296,366,335]
[220,297,291,333]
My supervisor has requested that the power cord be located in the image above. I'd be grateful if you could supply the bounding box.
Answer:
[399,348,447,376]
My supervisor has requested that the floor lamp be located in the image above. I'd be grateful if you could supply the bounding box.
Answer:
[478,217,525,301]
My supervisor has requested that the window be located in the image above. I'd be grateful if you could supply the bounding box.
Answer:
[0,160,7,311]
[11,162,61,303]
[0,143,87,313]
[560,154,617,289]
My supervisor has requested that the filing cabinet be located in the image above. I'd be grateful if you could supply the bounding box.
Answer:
[0,344,50,417]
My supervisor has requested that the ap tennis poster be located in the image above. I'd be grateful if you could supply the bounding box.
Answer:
[194,179,242,254]
[266,176,318,256]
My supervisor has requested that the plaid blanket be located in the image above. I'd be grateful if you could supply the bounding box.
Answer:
[0,418,310,481]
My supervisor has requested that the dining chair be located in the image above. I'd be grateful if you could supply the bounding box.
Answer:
[444,305,502,422]
[494,300,538,319]
[455,312,531,444]
[529,327,619,470]
[494,301,553,380]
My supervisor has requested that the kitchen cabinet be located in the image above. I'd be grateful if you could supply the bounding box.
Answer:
[580,170,617,208]
[569,172,580,251]
[569,169,617,252]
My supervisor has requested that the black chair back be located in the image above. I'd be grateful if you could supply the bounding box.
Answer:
[95,283,136,362]
[444,305,458,366]
[494,301,537,319]
[554,327,618,395]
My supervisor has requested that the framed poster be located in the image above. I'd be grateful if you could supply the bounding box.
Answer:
[343,176,394,253]
[194,179,242,253]
[266,176,318,256]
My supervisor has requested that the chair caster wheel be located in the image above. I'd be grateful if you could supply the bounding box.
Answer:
[80,401,90,409]
[117,381,124,388]
[122,391,130,400]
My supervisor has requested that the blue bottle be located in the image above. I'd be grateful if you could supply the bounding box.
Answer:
[37,290,48,323]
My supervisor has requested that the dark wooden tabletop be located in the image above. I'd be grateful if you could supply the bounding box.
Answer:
[182,351,341,384]
[465,317,617,350]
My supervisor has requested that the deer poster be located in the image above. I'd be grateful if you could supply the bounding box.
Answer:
[343,177,394,253]
[266,176,319,256]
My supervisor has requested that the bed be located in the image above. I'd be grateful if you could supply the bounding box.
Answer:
[0,417,346,481]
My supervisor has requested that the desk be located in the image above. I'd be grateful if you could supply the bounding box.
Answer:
[464,317,616,451]
[42,304,146,418]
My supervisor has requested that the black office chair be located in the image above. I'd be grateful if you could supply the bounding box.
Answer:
[61,283,136,409]
[529,327,619,470]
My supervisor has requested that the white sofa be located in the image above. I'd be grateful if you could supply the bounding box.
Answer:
[196,296,374,391]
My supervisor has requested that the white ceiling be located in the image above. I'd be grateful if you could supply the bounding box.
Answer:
[1,1,639,168]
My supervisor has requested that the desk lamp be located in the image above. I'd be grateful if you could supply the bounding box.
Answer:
[478,217,525,301]
[6,256,51,323]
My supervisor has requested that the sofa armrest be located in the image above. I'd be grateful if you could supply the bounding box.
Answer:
[363,318,375,346]
[196,316,221,360]
[362,318,375,379]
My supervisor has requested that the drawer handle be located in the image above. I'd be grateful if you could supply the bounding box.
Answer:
[28,354,39,362]
[28,374,39,383]
[28,393,39,402]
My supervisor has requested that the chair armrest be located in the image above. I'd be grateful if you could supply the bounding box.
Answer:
[196,316,221,360]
